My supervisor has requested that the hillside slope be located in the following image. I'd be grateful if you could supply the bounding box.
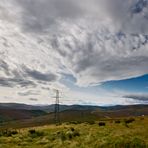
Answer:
[0,105,147,129]
[0,103,148,112]
[0,109,47,123]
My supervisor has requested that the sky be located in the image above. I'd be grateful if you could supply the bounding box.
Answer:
[0,0,148,106]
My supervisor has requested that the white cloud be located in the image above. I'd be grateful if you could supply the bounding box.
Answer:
[52,22,148,86]
[0,0,148,104]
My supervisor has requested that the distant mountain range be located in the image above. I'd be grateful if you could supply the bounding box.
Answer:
[0,103,147,129]
[0,103,148,113]
[0,103,106,112]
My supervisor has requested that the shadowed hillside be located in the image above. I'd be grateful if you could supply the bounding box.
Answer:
[0,109,47,123]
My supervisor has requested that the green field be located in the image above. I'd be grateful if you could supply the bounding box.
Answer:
[0,116,147,148]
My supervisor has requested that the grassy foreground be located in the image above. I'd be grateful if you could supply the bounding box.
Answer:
[0,117,147,148]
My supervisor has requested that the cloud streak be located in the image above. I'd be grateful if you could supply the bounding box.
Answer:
[124,94,148,101]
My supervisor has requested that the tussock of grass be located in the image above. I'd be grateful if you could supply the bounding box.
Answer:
[0,129,18,137]
[28,129,44,138]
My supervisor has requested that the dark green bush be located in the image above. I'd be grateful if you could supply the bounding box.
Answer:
[124,118,135,124]
[70,127,75,132]
[115,120,121,124]
[66,131,73,140]
[28,129,44,138]
[98,122,106,126]
[28,129,36,134]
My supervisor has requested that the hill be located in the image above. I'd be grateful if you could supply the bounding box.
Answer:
[0,103,100,112]
[0,104,147,129]
[0,103,148,112]
[0,109,47,123]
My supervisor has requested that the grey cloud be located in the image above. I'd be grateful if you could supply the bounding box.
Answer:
[0,62,36,88]
[16,0,84,33]
[18,90,40,96]
[0,65,58,88]
[124,94,148,101]
[41,87,50,90]
[0,60,10,76]
[0,78,11,87]
[0,77,36,88]
[14,0,148,34]
[29,98,38,101]
[101,0,148,34]
[131,0,147,14]
[25,68,58,82]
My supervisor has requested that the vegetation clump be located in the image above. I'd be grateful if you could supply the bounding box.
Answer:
[124,117,135,124]
[28,129,44,138]
[28,129,36,134]
[98,122,106,126]
[55,128,80,141]
[0,129,18,137]
[70,127,75,132]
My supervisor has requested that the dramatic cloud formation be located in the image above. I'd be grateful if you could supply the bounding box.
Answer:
[0,0,148,104]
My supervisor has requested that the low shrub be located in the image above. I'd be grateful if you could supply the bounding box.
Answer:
[70,127,75,132]
[98,122,106,126]
[0,129,18,137]
[140,117,144,120]
[11,130,18,135]
[66,131,73,140]
[28,129,36,134]
[124,118,135,124]
[28,129,44,138]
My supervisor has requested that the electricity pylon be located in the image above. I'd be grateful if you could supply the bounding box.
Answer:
[54,89,60,125]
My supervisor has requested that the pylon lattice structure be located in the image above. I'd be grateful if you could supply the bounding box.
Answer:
[54,90,60,124]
